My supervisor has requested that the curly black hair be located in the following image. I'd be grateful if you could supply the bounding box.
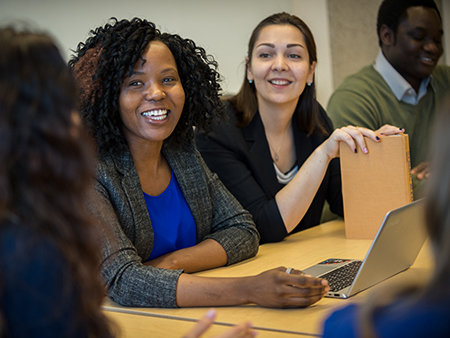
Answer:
[69,18,224,154]
[376,0,440,47]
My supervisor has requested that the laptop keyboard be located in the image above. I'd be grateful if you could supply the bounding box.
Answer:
[321,260,362,292]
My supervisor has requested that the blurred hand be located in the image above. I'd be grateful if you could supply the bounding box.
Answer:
[411,162,430,180]
[183,309,256,338]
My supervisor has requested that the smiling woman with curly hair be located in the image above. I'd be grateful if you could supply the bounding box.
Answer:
[70,17,329,309]
[71,18,223,153]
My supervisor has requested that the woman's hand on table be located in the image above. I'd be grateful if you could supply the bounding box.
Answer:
[176,267,327,308]
[183,308,256,338]
[246,267,329,308]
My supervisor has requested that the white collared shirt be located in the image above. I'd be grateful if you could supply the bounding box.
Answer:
[373,50,435,105]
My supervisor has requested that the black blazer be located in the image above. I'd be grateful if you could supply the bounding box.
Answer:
[195,101,343,243]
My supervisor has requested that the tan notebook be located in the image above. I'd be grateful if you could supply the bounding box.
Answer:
[339,134,413,239]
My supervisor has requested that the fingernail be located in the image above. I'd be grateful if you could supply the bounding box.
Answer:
[399,128,404,130]
[205,308,216,319]
[363,148,368,154]
[354,149,357,153]
[376,136,380,141]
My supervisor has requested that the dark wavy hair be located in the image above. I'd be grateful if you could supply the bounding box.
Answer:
[425,99,450,299]
[377,0,440,47]
[229,12,326,136]
[0,27,113,337]
[357,99,450,337]
[69,17,224,154]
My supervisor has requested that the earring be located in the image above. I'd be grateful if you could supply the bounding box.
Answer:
[307,82,312,86]
[248,79,253,84]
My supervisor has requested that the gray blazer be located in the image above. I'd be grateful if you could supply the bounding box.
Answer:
[88,140,260,308]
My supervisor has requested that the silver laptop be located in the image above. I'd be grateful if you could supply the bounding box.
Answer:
[302,199,427,299]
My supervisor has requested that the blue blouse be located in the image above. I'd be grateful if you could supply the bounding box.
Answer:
[1,222,89,337]
[144,170,197,261]
[322,299,450,338]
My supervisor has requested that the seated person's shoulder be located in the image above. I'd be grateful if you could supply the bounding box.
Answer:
[221,100,240,125]
[333,64,385,95]
[434,64,450,74]
[432,64,450,84]
[316,103,334,134]
[1,222,64,272]
[196,100,240,142]
[322,303,358,338]
[1,221,87,336]
[323,298,450,338]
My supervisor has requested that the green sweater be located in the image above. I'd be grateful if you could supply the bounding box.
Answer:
[327,65,450,197]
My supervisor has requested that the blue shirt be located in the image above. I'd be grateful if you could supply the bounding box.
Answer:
[144,170,197,260]
[322,298,450,338]
[1,221,89,337]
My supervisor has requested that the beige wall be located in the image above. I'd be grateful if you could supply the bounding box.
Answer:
[292,0,334,107]
[0,0,293,96]
[328,0,382,89]
[291,0,334,107]
[443,0,450,65]
[1,0,447,107]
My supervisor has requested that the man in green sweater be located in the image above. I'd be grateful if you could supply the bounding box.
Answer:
[327,0,450,198]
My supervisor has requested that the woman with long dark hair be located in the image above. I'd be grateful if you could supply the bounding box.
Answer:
[0,27,113,337]
[70,17,329,309]
[196,12,400,243]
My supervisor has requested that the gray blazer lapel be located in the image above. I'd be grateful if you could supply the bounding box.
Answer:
[163,142,209,243]
[112,150,154,260]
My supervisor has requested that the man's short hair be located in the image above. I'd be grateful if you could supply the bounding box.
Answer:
[377,0,441,47]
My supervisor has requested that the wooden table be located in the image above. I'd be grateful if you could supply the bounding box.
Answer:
[103,220,432,337]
